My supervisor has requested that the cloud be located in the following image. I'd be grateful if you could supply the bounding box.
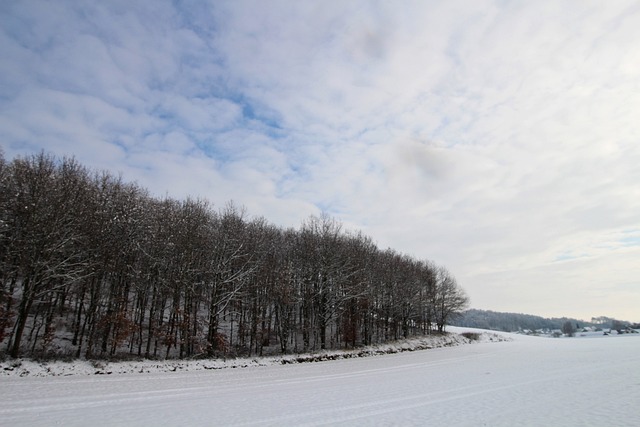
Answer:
[1,0,639,320]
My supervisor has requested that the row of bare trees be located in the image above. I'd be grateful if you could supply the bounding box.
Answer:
[0,152,469,360]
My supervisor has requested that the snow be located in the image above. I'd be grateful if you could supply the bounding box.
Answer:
[0,333,504,377]
[1,329,639,426]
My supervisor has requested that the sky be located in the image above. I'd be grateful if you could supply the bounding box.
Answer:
[1,0,639,322]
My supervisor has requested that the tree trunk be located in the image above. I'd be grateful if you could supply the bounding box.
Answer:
[8,279,35,358]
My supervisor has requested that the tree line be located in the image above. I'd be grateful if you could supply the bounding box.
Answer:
[450,309,629,333]
[0,151,469,360]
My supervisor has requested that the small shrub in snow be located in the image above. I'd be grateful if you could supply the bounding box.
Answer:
[90,360,106,370]
[461,332,480,341]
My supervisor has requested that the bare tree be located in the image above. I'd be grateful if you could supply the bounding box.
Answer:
[562,321,576,337]
[4,154,93,357]
[205,203,256,356]
[433,267,469,333]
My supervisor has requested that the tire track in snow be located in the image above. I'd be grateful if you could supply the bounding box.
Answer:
[228,350,613,426]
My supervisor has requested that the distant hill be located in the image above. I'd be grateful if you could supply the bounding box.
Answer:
[450,309,602,332]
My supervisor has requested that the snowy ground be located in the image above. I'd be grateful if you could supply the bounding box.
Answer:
[1,329,638,426]
[0,332,501,377]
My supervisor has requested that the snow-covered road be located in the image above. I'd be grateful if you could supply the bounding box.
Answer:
[1,332,639,426]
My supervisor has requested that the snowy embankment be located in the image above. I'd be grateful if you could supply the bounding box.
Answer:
[1,329,639,426]
[0,330,508,377]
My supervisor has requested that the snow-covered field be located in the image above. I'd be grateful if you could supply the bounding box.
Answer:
[1,329,638,426]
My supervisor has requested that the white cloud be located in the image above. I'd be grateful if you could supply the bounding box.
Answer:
[1,0,639,320]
